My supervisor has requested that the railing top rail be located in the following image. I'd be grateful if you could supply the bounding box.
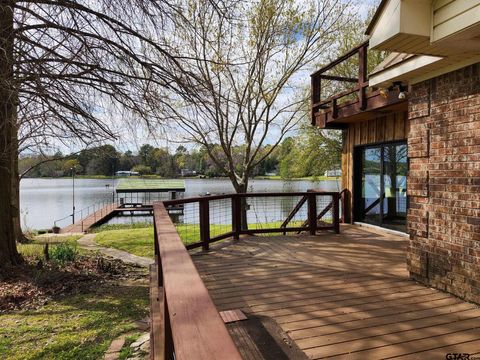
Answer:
[311,40,369,78]
[153,202,241,359]
[53,198,118,224]
[162,190,340,206]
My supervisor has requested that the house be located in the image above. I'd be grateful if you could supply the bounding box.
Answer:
[115,170,139,176]
[180,168,197,177]
[311,0,480,303]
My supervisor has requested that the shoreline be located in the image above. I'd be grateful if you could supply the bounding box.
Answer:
[21,175,340,181]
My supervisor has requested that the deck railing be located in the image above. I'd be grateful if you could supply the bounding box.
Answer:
[311,41,369,127]
[163,190,341,251]
[150,191,342,359]
[151,202,242,360]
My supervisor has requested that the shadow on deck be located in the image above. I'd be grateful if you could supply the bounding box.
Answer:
[192,225,480,359]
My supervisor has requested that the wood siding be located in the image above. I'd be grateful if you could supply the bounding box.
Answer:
[341,111,409,222]
[432,0,480,42]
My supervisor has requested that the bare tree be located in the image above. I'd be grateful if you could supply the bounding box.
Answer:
[154,0,349,195]
[0,0,213,267]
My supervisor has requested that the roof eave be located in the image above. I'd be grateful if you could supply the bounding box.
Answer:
[365,0,389,35]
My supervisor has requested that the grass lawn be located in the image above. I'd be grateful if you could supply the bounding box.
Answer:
[96,227,155,259]
[0,282,148,360]
[17,235,84,258]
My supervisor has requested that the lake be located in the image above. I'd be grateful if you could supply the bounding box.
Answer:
[20,178,340,230]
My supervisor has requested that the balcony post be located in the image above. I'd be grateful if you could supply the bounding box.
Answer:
[358,44,367,110]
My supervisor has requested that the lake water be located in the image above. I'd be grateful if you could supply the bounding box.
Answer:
[20,178,340,230]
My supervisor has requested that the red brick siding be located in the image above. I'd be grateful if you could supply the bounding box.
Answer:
[407,63,480,304]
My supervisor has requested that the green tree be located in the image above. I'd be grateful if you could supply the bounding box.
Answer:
[139,144,155,166]
[158,0,350,194]
[131,164,152,175]
[62,159,83,175]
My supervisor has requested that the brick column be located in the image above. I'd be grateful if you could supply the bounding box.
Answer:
[406,63,480,304]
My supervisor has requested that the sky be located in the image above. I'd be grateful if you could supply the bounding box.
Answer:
[47,0,381,156]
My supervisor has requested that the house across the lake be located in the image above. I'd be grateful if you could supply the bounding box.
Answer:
[311,0,480,303]
[115,170,139,176]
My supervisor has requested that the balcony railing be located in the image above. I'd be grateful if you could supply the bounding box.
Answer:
[150,190,342,359]
[311,40,406,128]
[311,41,368,127]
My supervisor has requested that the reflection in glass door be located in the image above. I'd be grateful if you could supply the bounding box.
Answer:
[362,147,382,224]
[356,142,407,232]
[383,143,407,230]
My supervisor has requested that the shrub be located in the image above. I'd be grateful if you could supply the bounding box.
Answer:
[50,243,78,263]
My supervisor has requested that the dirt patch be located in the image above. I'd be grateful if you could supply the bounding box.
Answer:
[0,255,146,313]
[227,314,307,360]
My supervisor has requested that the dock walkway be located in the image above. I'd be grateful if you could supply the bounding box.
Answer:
[61,203,118,233]
[60,203,154,233]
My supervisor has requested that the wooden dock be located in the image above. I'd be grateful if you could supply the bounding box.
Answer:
[192,225,480,359]
[60,203,154,233]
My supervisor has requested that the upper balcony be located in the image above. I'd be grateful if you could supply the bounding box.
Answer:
[310,41,408,129]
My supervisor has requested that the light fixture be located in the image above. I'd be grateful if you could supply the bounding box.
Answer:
[379,88,389,98]
[393,81,408,99]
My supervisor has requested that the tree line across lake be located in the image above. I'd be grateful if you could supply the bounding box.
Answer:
[19,127,341,180]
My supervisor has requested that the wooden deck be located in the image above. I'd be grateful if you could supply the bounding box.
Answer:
[192,225,480,359]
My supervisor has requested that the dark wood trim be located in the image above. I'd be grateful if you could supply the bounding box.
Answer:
[311,40,369,77]
[240,226,310,235]
[281,195,308,233]
[311,39,408,127]
[319,74,358,83]
[163,191,340,207]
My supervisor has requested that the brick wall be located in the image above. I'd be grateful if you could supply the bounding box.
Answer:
[407,63,480,304]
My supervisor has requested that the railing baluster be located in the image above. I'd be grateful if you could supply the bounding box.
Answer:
[333,193,340,234]
[307,191,317,235]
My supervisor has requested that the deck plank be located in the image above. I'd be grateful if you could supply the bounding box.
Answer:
[192,226,480,359]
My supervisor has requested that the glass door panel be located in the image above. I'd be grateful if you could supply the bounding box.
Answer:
[361,147,382,224]
[357,142,407,232]
[382,143,407,231]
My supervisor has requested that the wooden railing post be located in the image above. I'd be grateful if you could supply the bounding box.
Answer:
[199,197,210,251]
[154,219,160,258]
[232,195,241,240]
[333,193,340,234]
[307,191,317,235]
[358,43,367,110]
[164,298,174,359]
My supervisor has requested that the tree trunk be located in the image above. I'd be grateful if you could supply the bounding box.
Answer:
[233,180,249,231]
[0,1,21,267]
[12,127,26,243]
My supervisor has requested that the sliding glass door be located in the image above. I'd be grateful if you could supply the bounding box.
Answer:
[356,142,407,232]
